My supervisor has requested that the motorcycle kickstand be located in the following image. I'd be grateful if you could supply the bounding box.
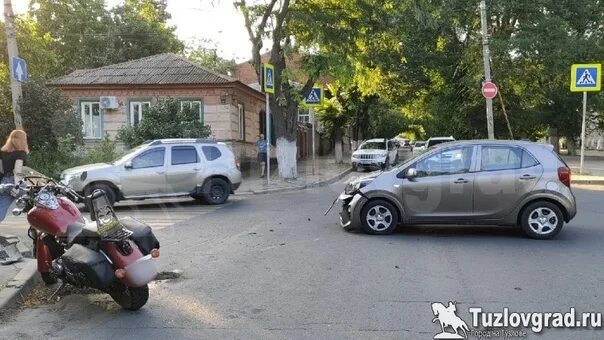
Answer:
[48,281,66,302]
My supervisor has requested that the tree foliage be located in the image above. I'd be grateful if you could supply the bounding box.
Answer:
[186,39,237,75]
[295,0,604,141]
[27,0,183,77]
[117,98,212,148]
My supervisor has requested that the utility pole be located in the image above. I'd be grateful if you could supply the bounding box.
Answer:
[480,0,494,139]
[4,0,23,129]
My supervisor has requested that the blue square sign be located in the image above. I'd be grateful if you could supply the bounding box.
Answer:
[304,86,323,107]
[11,56,27,83]
[570,64,600,92]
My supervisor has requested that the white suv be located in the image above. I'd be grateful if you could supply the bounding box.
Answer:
[351,138,398,171]
[61,139,242,206]
[426,136,455,149]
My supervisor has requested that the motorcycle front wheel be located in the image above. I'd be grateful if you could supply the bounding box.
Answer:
[109,283,149,311]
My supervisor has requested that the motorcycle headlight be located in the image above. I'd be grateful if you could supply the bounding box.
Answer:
[15,198,27,210]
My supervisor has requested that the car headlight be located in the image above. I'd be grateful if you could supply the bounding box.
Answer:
[344,182,357,195]
[344,179,372,195]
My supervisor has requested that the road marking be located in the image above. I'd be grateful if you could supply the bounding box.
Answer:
[1,201,232,231]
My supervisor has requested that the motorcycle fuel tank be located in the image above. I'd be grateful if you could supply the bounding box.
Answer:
[28,197,83,236]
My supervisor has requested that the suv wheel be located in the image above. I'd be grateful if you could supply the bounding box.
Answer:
[360,200,398,235]
[201,178,230,205]
[520,201,564,239]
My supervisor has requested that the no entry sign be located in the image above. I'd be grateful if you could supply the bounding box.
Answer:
[482,82,498,99]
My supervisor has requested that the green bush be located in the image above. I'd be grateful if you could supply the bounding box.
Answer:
[82,134,120,164]
[28,134,81,179]
[117,98,212,148]
[28,134,121,179]
[0,79,83,151]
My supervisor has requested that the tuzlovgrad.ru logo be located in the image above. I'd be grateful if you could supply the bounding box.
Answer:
[431,301,602,339]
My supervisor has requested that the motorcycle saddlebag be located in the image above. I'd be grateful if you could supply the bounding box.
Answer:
[121,217,160,255]
[61,244,114,290]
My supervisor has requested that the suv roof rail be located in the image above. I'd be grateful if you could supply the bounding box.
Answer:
[148,138,217,146]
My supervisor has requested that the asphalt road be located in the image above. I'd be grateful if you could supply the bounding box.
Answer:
[0,179,603,340]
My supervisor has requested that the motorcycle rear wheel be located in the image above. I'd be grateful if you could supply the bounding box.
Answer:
[109,283,149,311]
[40,272,58,285]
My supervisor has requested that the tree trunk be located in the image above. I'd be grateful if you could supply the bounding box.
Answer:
[566,137,576,156]
[276,137,297,178]
[334,128,343,164]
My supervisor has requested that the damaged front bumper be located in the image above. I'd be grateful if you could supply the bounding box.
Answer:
[338,192,366,230]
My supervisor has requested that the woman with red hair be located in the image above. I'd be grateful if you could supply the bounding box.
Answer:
[0,129,29,222]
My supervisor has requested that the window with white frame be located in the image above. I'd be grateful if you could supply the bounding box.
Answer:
[238,103,245,140]
[81,101,102,139]
[130,101,150,126]
[180,100,203,122]
[298,107,310,123]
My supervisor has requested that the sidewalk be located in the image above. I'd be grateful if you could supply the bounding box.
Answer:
[238,156,352,194]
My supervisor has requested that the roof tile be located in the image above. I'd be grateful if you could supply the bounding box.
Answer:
[48,53,235,86]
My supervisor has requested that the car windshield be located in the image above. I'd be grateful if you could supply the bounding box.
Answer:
[111,144,148,164]
[415,142,425,147]
[359,142,385,150]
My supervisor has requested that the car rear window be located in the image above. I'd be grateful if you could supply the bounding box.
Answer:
[171,146,199,165]
[202,146,222,161]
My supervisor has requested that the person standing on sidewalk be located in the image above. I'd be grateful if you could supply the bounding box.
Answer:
[256,134,268,178]
[0,130,29,223]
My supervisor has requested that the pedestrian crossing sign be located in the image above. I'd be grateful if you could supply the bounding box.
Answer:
[303,85,323,107]
[263,63,275,94]
[571,64,601,92]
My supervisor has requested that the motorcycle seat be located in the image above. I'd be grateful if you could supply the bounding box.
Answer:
[66,221,99,245]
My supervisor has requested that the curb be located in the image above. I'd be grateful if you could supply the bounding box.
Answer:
[0,259,40,310]
[571,179,604,185]
[238,168,353,196]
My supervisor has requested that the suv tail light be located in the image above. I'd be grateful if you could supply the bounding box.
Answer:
[558,166,571,188]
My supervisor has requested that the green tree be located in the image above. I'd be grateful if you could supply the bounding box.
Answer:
[28,0,183,77]
[235,0,319,179]
[186,39,237,75]
[117,98,212,148]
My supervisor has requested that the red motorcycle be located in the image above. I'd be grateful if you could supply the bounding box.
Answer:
[1,176,160,310]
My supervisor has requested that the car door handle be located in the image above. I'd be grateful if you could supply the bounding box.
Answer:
[193,168,201,171]
[453,178,468,184]
[519,174,536,180]
[156,171,165,175]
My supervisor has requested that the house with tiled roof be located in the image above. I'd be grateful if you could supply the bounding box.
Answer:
[48,53,267,160]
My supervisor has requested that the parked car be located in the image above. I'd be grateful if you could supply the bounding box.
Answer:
[61,139,242,206]
[412,141,426,154]
[337,140,576,239]
[426,136,455,149]
[351,138,399,171]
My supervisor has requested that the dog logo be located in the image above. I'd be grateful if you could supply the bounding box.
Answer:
[432,301,470,339]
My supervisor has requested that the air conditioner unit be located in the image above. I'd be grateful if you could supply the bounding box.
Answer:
[100,96,119,109]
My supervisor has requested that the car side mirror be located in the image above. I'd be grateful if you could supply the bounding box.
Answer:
[406,168,417,179]
[124,161,133,169]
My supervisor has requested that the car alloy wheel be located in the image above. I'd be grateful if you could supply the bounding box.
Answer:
[527,207,558,235]
[365,205,393,232]
[520,201,564,239]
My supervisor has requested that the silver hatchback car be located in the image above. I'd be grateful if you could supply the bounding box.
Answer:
[61,139,242,206]
[337,140,576,239]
